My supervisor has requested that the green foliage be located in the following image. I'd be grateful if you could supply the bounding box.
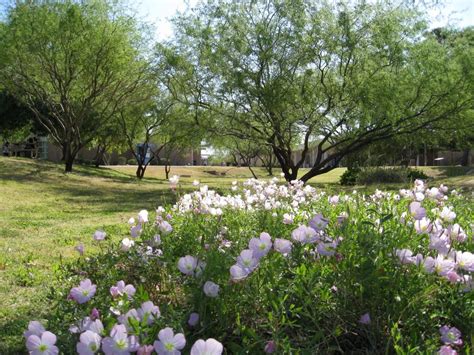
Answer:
[355,167,425,185]
[1,158,472,352]
[0,0,153,171]
[163,0,474,182]
[407,168,429,181]
[41,181,474,353]
[340,166,361,185]
[341,167,429,185]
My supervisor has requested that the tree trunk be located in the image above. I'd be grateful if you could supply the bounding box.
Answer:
[136,164,145,179]
[165,164,171,179]
[424,144,428,166]
[94,145,107,168]
[63,143,75,172]
[460,149,470,166]
[248,165,258,179]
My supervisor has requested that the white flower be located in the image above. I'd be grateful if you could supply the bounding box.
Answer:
[455,251,474,272]
[414,192,425,202]
[169,175,180,186]
[203,281,219,297]
[120,238,135,252]
[77,330,101,355]
[439,207,456,222]
[282,213,294,224]
[93,230,106,241]
[138,210,149,223]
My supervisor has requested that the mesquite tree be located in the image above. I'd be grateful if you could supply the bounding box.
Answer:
[0,1,151,172]
[162,0,474,182]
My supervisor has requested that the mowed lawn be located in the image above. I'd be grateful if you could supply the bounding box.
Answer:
[105,165,346,184]
[0,158,178,353]
[0,157,472,353]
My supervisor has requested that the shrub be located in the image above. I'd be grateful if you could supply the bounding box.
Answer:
[127,158,137,165]
[117,156,127,165]
[355,167,429,185]
[26,180,473,354]
[407,168,429,181]
[356,167,409,184]
[340,166,361,185]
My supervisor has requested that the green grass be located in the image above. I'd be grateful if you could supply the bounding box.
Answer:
[0,157,472,353]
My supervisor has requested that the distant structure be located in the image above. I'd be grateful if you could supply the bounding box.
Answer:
[33,136,202,166]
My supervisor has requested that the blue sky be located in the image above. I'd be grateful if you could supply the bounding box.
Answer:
[136,0,474,40]
[1,0,472,35]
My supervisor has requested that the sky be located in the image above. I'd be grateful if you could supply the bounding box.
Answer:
[135,0,474,41]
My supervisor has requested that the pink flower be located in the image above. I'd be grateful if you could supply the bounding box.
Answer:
[138,210,149,223]
[359,312,371,325]
[455,251,474,272]
[90,308,100,321]
[249,232,272,258]
[118,309,140,330]
[120,238,135,252]
[190,339,223,355]
[282,213,294,224]
[440,326,462,346]
[317,240,337,256]
[110,281,136,299]
[439,207,456,222]
[137,345,154,355]
[274,238,292,255]
[264,340,276,353]
[24,321,46,340]
[102,324,139,354]
[414,217,432,234]
[438,345,458,355]
[130,224,143,238]
[153,327,186,355]
[309,213,329,232]
[137,301,161,325]
[423,255,455,276]
[291,225,318,244]
[75,243,85,256]
[169,175,180,188]
[188,312,200,327]
[26,331,59,355]
[77,330,101,355]
[203,281,219,297]
[230,264,250,281]
[429,234,450,255]
[70,279,96,304]
[447,224,467,242]
[178,255,198,275]
[158,221,173,235]
[409,201,426,220]
[445,271,462,283]
[93,230,106,241]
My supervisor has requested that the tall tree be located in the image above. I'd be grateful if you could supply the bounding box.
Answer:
[119,93,202,179]
[162,0,474,182]
[0,0,151,171]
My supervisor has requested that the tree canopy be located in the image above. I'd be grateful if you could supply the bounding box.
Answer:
[0,0,153,171]
[161,0,474,182]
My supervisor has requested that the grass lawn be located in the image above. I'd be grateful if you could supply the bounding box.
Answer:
[0,157,472,353]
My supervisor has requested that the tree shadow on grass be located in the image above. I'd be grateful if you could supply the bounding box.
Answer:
[45,183,180,213]
[0,157,165,185]
[431,166,473,178]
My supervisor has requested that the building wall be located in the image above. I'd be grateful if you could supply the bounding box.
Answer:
[44,140,201,166]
